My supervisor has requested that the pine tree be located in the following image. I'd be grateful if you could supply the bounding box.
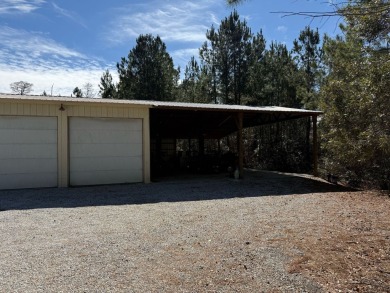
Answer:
[182,57,201,103]
[319,8,390,188]
[292,26,323,109]
[200,10,252,105]
[72,87,83,98]
[117,34,179,101]
[99,70,117,99]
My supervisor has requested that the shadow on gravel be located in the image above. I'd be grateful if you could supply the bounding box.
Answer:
[0,170,356,211]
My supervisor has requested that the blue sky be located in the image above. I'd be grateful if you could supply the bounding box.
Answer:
[0,0,342,96]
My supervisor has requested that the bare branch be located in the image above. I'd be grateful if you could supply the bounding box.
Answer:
[271,2,390,18]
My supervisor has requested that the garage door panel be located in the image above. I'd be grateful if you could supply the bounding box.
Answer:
[0,129,57,144]
[0,172,58,190]
[0,144,57,159]
[69,117,143,186]
[0,116,57,130]
[71,129,141,144]
[71,143,142,158]
[0,116,57,189]
[70,169,142,186]
[70,156,141,172]
[0,158,57,175]
[73,118,141,131]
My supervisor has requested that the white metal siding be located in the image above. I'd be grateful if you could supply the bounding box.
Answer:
[69,117,143,186]
[0,116,57,189]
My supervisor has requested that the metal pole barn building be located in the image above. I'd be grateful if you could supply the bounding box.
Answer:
[0,94,322,190]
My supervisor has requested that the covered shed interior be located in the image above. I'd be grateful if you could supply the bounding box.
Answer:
[149,103,322,179]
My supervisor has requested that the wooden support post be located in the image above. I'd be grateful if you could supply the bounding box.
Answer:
[199,134,205,172]
[236,112,244,179]
[199,135,204,157]
[156,135,162,177]
[312,115,319,177]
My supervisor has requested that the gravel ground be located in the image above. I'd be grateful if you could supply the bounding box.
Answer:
[0,170,389,292]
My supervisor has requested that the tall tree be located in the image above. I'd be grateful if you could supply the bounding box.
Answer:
[117,34,179,101]
[99,70,117,99]
[292,26,323,109]
[72,87,83,98]
[272,42,302,107]
[319,5,390,188]
[200,10,252,105]
[179,57,214,104]
[248,39,302,107]
[181,57,201,103]
[246,32,267,106]
[199,42,218,103]
[10,81,33,95]
[341,0,390,47]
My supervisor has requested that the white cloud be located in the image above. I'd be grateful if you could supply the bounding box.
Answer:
[105,0,223,45]
[0,26,85,59]
[277,25,287,33]
[0,0,45,14]
[0,66,108,96]
[241,14,251,22]
[0,26,114,96]
[171,48,199,67]
[51,2,87,29]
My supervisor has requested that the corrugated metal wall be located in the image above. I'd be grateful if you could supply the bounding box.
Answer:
[0,98,151,189]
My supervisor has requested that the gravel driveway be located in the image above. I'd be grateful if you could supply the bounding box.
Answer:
[1,170,388,292]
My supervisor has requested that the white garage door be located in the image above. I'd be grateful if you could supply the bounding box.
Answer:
[69,117,143,186]
[0,116,58,189]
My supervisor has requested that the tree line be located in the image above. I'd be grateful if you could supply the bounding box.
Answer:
[99,11,322,110]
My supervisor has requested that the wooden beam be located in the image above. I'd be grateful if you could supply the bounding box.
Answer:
[312,115,319,177]
[217,115,232,127]
[237,112,244,179]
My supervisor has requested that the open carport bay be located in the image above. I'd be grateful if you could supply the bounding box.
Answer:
[0,170,389,292]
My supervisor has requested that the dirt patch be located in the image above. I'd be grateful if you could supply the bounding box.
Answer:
[283,191,390,292]
[0,170,389,292]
